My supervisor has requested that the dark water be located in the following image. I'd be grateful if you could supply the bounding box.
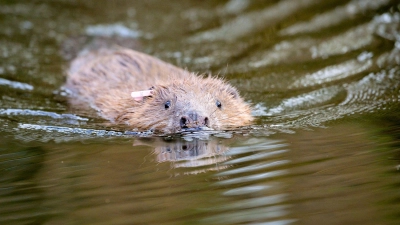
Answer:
[1,0,400,224]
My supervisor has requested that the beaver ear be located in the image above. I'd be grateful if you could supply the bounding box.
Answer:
[131,90,154,102]
[227,86,239,99]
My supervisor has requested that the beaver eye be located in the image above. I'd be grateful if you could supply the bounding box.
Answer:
[164,100,171,109]
[216,100,222,109]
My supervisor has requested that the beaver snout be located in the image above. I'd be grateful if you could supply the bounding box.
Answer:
[180,111,209,129]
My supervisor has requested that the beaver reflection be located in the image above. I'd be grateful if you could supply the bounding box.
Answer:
[148,136,230,172]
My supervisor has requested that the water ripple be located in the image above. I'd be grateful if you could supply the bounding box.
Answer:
[223,185,271,196]
[0,77,33,90]
[289,59,372,89]
[202,206,293,225]
[189,0,318,42]
[223,151,288,165]
[17,123,127,136]
[202,138,294,223]
[0,108,88,121]
[280,0,391,35]
[216,170,287,186]
[218,160,289,176]
[267,86,345,115]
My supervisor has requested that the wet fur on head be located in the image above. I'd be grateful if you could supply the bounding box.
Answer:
[115,74,253,133]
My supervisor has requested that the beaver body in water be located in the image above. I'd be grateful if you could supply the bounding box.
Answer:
[65,48,253,133]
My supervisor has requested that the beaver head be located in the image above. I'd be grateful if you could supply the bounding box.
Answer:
[117,75,253,133]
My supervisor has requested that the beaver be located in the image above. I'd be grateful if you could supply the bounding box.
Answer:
[65,48,253,133]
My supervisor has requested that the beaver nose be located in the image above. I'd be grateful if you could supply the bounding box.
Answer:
[180,111,209,129]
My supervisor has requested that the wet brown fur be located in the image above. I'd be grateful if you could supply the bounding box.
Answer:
[65,48,253,133]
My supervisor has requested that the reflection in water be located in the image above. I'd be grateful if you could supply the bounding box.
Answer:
[153,137,230,172]
[0,123,399,224]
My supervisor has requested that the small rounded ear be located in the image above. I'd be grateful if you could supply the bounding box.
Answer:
[227,86,239,99]
[131,90,154,102]
[151,85,170,99]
